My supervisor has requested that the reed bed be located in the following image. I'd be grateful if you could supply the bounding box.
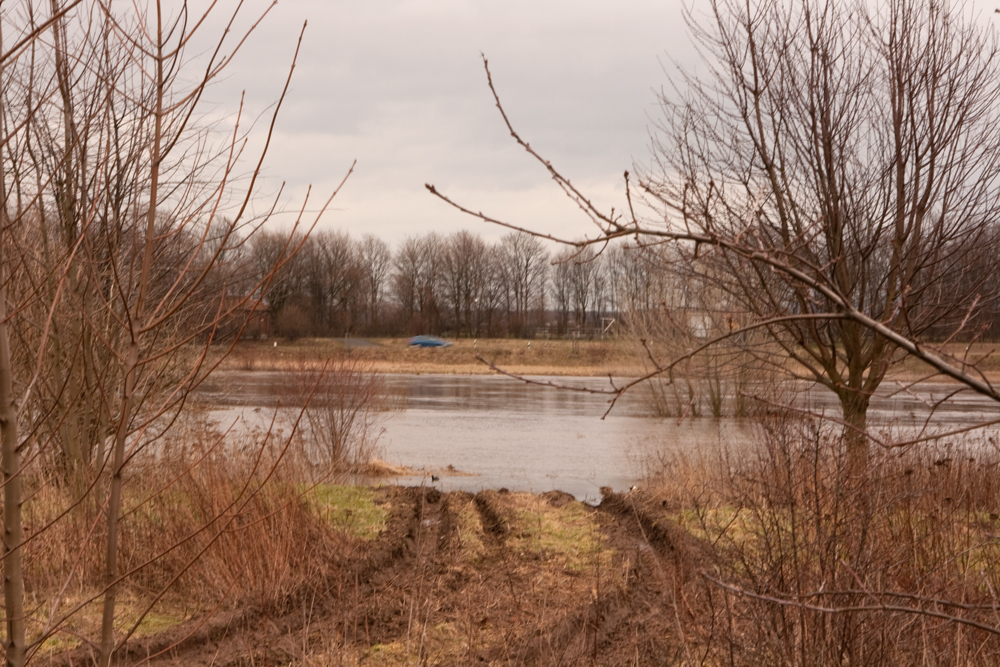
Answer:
[642,411,1000,665]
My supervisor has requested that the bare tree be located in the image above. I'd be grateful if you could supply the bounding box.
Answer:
[477,244,506,336]
[606,243,664,325]
[251,229,308,336]
[0,21,26,666]
[430,1,1000,461]
[307,229,361,335]
[568,246,598,332]
[590,252,610,331]
[498,231,548,337]
[552,247,575,334]
[358,233,391,333]
[0,2,350,665]
[442,230,492,336]
[391,233,443,334]
[551,245,609,336]
[643,0,1000,459]
[0,4,88,664]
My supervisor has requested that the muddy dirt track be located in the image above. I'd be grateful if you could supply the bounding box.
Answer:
[50,486,710,666]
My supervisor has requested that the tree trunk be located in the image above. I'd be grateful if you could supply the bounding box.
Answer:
[0,278,26,667]
[841,391,871,474]
[0,17,26,666]
[99,7,165,662]
[98,344,137,667]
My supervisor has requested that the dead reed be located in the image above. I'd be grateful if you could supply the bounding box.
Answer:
[17,398,373,658]
[644,412,1000,665]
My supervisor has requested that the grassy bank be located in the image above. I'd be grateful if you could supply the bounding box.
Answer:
[219,337,643,376]
[218,336,1000,386]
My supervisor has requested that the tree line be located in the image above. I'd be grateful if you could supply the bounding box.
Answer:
[244,228,676,339]
[243,225,1000,343]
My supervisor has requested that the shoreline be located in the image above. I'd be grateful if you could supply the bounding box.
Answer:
[215,336,1000,384]
[217,336,645,377]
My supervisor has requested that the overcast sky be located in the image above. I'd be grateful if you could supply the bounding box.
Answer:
[194,1,695,246]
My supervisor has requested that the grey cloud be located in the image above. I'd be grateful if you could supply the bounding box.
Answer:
[183,0,695,240]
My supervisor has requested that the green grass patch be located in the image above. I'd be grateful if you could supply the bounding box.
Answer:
[511,499,609,571]
[365,622,467,665]
[127,607,190,638]
[452,497,487,557]
[32,598,191,657]
[672,505,747,543]
[309,484,388,540]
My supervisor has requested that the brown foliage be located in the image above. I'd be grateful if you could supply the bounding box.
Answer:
[644,414,1000,665]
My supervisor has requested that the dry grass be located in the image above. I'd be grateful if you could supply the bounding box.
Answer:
[220,337,642,376]
[641,414,1000,665]
[888,341,1000,380]
[18,407,381,660]
[219,338,1000,413]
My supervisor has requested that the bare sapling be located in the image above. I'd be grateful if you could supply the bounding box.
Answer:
[0,0,351,664]
[299,358,393,474]
[88,4,351,664]
[0,119,26,667]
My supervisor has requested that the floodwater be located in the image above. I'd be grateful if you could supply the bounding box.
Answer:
[195,371,1000,504]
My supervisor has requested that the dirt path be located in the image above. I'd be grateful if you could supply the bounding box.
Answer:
[52,487,706,666]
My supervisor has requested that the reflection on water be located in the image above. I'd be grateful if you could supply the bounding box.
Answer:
[390,374,642,415]
[197,371,999,503]
[378,375,748,502]
[380,409,751,504]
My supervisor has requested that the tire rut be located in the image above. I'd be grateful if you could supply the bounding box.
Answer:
[127,486,457,667]
[511,488,710,666]
[473,489,512,546]
[56,487,695,666]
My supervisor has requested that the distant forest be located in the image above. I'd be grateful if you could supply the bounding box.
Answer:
[235,228,1000,342]
[240,229,651,339]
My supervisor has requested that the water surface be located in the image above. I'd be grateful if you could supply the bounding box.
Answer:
[197,371,1000,503]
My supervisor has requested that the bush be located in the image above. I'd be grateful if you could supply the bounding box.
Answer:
[645,413,1000,665]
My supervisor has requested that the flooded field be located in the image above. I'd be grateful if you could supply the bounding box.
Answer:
[195,371,1000,503]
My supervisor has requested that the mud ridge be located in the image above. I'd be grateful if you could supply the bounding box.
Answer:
[598,487,712,566]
